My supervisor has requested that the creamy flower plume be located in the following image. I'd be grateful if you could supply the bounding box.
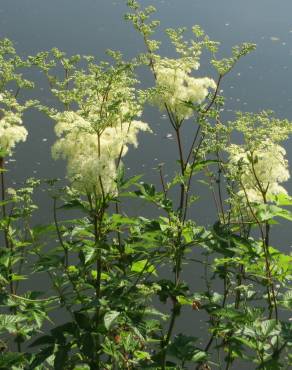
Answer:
[228,141,290,203]
[0,110,27,156]
[52,112,151,196]
[152,58,216,120]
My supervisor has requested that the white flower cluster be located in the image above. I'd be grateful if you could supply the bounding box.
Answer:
[153,58,216,121]
[228,141,290,203]
[0,97,27,156]
[52,111,151,196]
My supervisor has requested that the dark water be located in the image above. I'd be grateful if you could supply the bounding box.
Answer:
[1,1,291,367]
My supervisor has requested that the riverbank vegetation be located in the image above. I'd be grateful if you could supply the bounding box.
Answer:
[0,1,291,369]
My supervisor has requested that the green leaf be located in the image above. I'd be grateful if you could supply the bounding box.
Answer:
[168,334,198,362]
[135,350,151,360]
[280,290,292,309]
[104,311,120,330]
[82,244,97,265]
[11,274,27,281]
[234,336,257,350]
[0,352,25,367]
[74,312,91,330]
[54,345,69,370]
[274,207,292,221]
[32,224,55,237]
[29,346,55,369]
[120,174,143,189]
[255,204,292,222]
[131,259,156,275]
[60,199,87,212]
[177,296,193,305]
[191,159,219,174]
[29,335,55,348]
[0,314,24,333]
[260,319,278,337]
[0,273,8,285]
[271,192,292,206]
[80,333,95,358]
[111,214,138,226]
[192,350,207,363]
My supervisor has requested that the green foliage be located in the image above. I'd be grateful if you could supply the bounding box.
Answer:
[0,1,290,369]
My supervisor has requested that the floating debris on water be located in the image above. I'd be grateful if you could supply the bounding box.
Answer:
[165,133,173,140]
[270,36,280,42]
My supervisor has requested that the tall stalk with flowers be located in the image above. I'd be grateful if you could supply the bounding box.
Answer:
[0,39,51,362]
[0,2,291,369]
[31,49,154,369]
[125,1,260,367]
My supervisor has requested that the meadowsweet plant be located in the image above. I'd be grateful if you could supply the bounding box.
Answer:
[0,2,291,370]
[0,39,51,367]
[28,49,157,369]
[33,49,151,197]
[124,2,291,369]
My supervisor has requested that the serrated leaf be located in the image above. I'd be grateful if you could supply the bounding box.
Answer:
[260,319,278,337]
[104,311,120,330]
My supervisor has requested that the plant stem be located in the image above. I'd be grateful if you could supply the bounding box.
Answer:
[92,206,105,370]
[0,158,22,353]
[53,197,68,268]
[0,158,9,252]
[0,158,14,296]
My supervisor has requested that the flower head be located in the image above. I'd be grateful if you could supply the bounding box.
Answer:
[0,111,27,156]
[228,141,290,203]
[52,111,151,197]
[152,58,216,120]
